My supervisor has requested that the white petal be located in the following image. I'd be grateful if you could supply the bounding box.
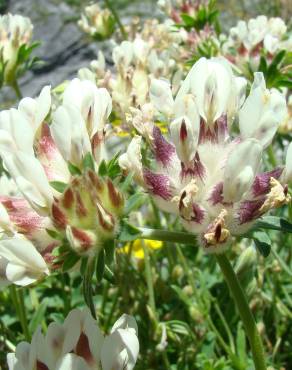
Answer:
[119,136,143,183]
[283,142,292,183]
[223,139,263,202]
[101,329,139,370]
[56,354,90,370]
[170,115,199,163]
[150,79,174,117]
[239,73,287,147]
[0,237,49,286]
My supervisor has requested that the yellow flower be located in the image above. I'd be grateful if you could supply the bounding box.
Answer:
[120,239,163,259]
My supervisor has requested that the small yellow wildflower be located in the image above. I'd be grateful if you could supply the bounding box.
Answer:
[120,239,163,259]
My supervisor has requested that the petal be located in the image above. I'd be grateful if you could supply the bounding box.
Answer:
[0,237,49,286]
[56,354,90,370]
[101,328,139,370]
[223,139,263,202]
[239,73,287,147]
[283,142,292,183]
[119,136,143,183]
[149,79,174,116]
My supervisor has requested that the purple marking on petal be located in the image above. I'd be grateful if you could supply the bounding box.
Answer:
[152,126,175,167]
[199,115,228,144]
[208,182,224,205]
[191,203,205,223]
[143,168,172,200]
[181,152,205,180]
[216,115,228,142]
[238,198,265,224]
[252,167,283,197]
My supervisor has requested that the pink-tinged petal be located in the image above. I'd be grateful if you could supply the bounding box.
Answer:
[143,168,172,200]
[252,167,283,197]
[152,126,176,167]
[0,196,55,250]
[36,124,70,183]
[238,198,265,224]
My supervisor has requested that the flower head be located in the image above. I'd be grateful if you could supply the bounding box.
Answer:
[0,78,124,284]
[120,57,290,253]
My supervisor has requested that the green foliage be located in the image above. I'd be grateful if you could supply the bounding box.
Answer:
[176,0,220,33]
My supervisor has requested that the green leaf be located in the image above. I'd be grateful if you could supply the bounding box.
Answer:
[28,300,48,333]
[98,160,107,176]
[181,13,196,27]
[96,249,105,282]
[255,216,292,233]
[252,231,271,257]
[46,229,63,240]
[50,181,67,193]
[83,152,95,171]
[124,193,147,215]
[68,162,81,176]
[120,172,134,192]
[82,258,96,319]
[118,221,141,242]
[62,253,80,272]
[80,257,88,277]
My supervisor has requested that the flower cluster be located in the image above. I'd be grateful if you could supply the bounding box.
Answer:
[222,15,292,71]
[120,57,292,253]
[7,308,139,370]
[0,13,33,86]
[79,40,180,129]
[0,78,124,286]
[78,3,115,40]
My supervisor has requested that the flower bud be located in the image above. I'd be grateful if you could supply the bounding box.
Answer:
[52,171,124,256]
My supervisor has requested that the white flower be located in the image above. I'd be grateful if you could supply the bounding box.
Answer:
[7,308,139,370]
[125,57,290,253]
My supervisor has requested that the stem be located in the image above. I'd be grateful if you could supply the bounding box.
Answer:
[142,240,157,316]
[104,0,127,40]
[216,254,267,370]
[138,227,197,245]
[10,286,30,341]
[11,80,23,100]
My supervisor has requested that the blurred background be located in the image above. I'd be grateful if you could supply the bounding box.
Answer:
[0,0,291,101]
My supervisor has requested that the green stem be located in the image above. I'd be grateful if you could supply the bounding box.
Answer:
[142,240,157,317]
[104,0,127,40]
[176,246,242,369]
[11,80,23,100]
[10,286,30,341]
[138,228,196,245]
[216,254,267,370]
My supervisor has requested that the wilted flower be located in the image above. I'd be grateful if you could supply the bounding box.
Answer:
[78,3,115,40]
[7,307,139,370]
[0,13,33,86]
[120,57,291,253]
[0,78,124,285]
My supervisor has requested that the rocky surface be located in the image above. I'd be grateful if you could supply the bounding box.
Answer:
[1,0,157,101]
